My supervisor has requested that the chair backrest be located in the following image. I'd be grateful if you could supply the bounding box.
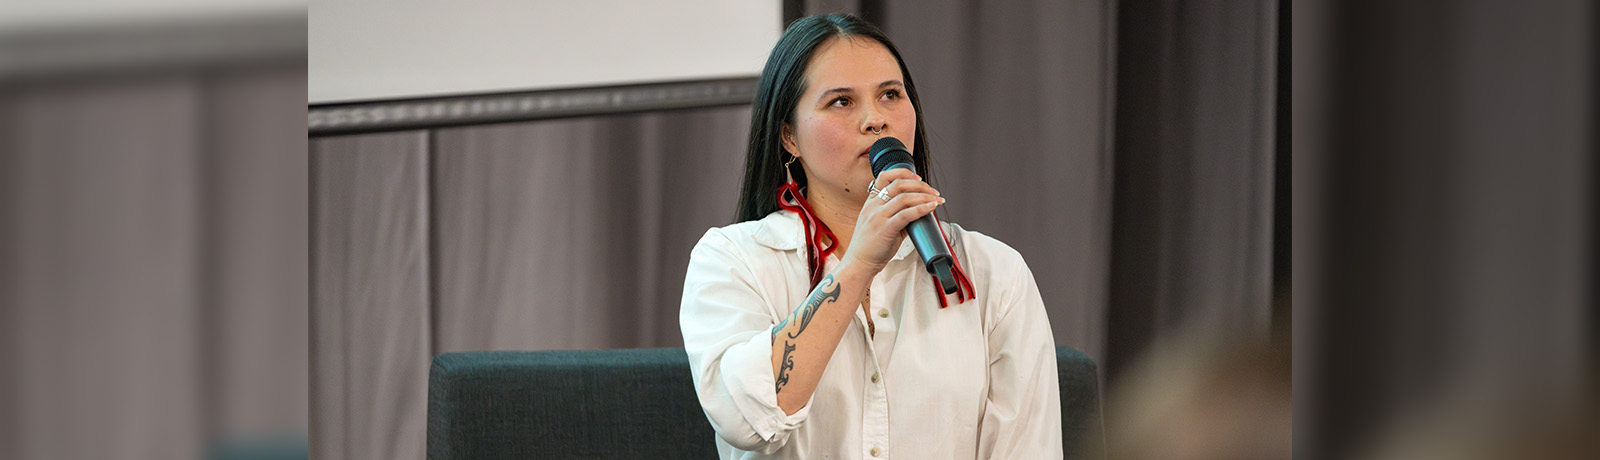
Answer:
[428,346,1103,460]
[1056,346,1107,459]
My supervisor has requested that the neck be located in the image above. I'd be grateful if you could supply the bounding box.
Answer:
[803,184,864,257]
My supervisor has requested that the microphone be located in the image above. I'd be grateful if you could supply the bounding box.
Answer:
[869,137,958,294]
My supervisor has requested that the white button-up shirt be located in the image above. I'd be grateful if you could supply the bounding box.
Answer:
[680,211,1063,459]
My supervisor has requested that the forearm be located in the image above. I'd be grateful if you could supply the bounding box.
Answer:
[770,260,873,414]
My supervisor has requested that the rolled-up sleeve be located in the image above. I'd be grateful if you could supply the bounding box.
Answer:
[679,229,811,453]
[977,257,1064,459]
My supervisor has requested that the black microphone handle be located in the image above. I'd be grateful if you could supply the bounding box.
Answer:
[883,164,958,294]
[906,212,959,294]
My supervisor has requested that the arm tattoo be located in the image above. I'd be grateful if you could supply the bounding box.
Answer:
[787,275,840,339]
[773,314,791,337]
[771,274,842,340]
[776,341,796,393]
[772,275,841,394]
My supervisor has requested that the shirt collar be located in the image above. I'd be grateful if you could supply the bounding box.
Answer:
[751,210,916,261]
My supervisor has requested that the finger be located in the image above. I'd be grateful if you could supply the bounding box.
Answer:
[884,198,943,230]
[878,193,942,221]
[871,168,920,190]
[882,177,939,198]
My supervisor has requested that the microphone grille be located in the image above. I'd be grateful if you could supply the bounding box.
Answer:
[869,137,913,175]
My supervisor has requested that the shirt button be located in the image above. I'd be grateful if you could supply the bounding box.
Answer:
[870,446,882,457]
[877,309,889,318]
[870,372,880,383]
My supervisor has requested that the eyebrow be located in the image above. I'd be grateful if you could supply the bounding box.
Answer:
[817,80,905,101]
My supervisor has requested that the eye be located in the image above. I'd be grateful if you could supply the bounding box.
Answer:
[881,89,902,101]
[829,96,851,108]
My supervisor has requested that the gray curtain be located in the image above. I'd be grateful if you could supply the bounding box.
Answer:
[1301,1,1592,457]
[431,108,751,352]
[1106,0,1279,376]
[1,64,309,459]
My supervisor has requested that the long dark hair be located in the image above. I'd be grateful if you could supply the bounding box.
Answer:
[734,14,933,223]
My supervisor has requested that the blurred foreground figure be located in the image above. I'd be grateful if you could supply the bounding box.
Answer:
[1105,310,1593,460]
[1104,316,1291,460]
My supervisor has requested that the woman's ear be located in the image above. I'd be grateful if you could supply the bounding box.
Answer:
[781,124,799,157]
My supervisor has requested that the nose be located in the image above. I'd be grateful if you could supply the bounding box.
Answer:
[862,111,887,135]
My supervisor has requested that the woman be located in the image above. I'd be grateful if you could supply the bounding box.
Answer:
[680,14,1062,459]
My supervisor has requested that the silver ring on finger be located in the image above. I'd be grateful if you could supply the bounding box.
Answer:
[868,179,892,202]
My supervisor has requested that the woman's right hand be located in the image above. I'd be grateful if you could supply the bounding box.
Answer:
[842,168,944,274]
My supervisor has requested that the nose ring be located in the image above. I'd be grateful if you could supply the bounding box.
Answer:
[869,126,883,135]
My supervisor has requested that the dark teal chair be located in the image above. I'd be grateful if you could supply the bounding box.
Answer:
[428,347,1104,459]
